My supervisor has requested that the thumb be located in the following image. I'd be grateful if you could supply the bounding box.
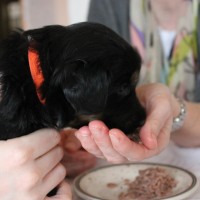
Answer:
[139,118,158,150]
[140,99,171,150]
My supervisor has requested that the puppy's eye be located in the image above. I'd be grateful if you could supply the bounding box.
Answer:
[117,84,131,96]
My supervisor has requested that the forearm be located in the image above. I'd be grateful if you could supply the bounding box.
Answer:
[171,97,200,147]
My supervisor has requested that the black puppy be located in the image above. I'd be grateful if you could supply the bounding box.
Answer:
[0,22,145,141]
[0,22,146,196]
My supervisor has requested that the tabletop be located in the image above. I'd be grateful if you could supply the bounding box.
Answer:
[70,141,200,200]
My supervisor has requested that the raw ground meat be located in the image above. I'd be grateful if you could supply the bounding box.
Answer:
[118,167,177,200]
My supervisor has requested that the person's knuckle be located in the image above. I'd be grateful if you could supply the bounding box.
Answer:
[22,169,41,190]
[13,146,32,165]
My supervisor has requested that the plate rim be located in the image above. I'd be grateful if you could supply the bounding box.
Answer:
[73,162,199,200]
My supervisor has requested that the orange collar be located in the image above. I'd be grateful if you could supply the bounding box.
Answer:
[28,48,46,104]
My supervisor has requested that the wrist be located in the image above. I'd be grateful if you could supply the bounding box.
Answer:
[171,97,187,132]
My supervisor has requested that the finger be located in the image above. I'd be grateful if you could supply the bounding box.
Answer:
[43,164,67,196]
[0,129,61,165]
[75,126,104,158]
[139,120,158,150]
[89,121,127,163]
[36,146,64,178]
[11,129,60,159]
[140,97,171,149]
[61,128,81,152]
[109,128,157,161]
[45,181,72,200]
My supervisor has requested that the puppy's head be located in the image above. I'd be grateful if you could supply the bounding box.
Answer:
[25,22,146,138]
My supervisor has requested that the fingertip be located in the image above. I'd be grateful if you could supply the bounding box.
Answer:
[89,120,109,131]
[88,121,109,137]
[76,126,91,137]
[89,120,105,126]
[140,124,158,150]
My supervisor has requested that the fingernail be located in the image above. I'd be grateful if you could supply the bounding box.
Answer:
[110,133,120,144]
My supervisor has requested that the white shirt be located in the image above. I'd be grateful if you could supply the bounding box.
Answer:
[158,28,176,59]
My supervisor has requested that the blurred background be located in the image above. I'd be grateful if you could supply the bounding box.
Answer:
[0,0,90,40]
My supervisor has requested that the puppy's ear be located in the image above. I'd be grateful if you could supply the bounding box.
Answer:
[24,25,66,48]
[52,59,86,89]
[50,59,85,112]
[24,28,44,50]
[24,27,44,40]
[43,60,84,128]
[51,59,108,114]
[25,35,38,50]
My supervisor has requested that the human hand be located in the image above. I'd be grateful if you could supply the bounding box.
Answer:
[75,83,178,163]
[0,128,72,200]
[61,128,96,177]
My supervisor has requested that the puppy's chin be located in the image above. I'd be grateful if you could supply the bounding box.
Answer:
[66,113,103,128]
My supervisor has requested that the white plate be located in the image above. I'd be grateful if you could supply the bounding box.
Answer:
[73,162,199,200]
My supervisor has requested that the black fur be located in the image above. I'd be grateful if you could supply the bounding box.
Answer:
[0,22,145,140]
